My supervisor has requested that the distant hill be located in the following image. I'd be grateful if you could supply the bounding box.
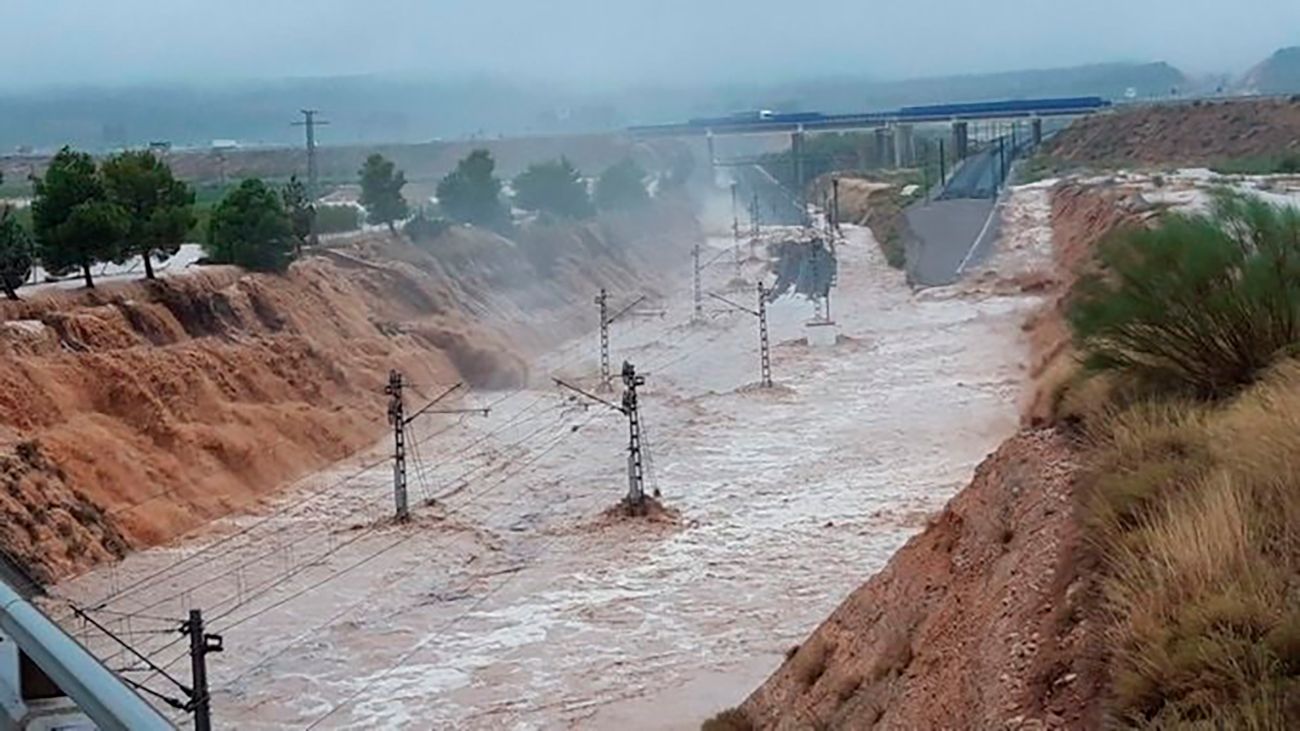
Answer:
[830,62,1187,112]
[0,62,1189,154]
[1239,47,1300,94]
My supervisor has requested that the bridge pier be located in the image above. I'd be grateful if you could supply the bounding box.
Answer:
[894,124,915,167]
[706,131,718,187]
[1031,117,1043,147]
[791,129,806,192]
[874,127,894,168]
[952,121,970,160]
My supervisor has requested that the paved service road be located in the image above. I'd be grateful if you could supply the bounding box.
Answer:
[904,197,998,287]
[903,139,1030,286]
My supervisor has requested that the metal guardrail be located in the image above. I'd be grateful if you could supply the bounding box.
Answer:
[0,580,174,730]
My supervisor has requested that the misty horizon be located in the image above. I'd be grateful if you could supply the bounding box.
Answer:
[3,0,1299,91]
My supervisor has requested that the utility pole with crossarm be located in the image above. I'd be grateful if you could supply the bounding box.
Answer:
[554,361,651,515]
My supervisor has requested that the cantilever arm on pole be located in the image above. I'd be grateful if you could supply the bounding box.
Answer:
[403,382,472,426]
[702,247,732,269]
[553,377,628,415]
[706,292,759,317]
[604,295,648,326]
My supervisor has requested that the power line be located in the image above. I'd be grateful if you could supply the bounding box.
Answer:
[195,411,605,698]
[298,419,601,730]
[110,401,571,631]
[105,403,587,670]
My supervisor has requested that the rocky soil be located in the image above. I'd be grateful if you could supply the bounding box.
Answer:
[1046,97,1300,167]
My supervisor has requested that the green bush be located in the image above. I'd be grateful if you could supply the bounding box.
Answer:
[1069,193,1300,399]
[403,212,452,243]
[1212,154,1300,175]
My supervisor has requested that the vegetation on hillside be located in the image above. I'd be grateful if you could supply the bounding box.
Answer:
[0,205,33,300]
[30,147,128,288]
[1070,193,1300,399]
[281,175,314,253]
[101,150,195,279]
[1062,194,1300,728]
[1211,154,1300,176]
[436,149,509,230]
[512,157,593,219]
[594,158,650,211]
[359,153,409,234]
[204,178,297,273]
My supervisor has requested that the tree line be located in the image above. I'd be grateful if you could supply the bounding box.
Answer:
[406,149,661,235]
[0,144,666,298]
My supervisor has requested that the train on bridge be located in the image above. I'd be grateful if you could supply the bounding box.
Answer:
[634,96,1112,137]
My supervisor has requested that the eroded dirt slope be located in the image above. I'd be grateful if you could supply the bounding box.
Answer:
[740,431,1103,730]
[1047,98,1300,166]
[0,203,695,583]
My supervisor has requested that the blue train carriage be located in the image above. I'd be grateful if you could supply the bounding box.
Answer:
[897,97,1111,119]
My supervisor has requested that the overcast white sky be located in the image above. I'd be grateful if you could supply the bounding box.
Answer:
[4,0,1299,89]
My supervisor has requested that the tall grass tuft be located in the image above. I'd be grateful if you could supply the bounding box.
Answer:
[1081,362,1300,727]
[1069,193,1300,399]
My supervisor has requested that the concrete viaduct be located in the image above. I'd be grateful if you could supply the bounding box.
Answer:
[629,96,1111,192]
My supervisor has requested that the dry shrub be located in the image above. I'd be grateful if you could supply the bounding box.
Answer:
[791,637,831,688]
[1094,365,1300,727]
[1079,400,1212,540]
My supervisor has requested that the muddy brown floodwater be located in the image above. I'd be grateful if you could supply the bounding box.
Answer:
[51,217,1044,729]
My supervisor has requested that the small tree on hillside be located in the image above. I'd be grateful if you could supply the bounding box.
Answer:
[206,178,296,273]
[513,157,593,219]
[595,158,651,211]
[436,149,509,229]
[358,154,409,235]
[31,147,126,288]
[0,206,33,300]
[101,150,195,280]
[282,175,315,253]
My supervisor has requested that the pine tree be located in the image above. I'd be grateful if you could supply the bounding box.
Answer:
[513,157,593,219]
[31,147,127,288]
[358,154,409,235]
[436,149,509,229]
[206,179,297,273]
[0,205,33,300]
[101,150,195,280]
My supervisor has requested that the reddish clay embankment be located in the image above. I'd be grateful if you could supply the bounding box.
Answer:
[0,204,695,584]
[741,182,1148,730]
[741,431,1103,730]
[1020,183,1156,425]
[1047,97,1300,166]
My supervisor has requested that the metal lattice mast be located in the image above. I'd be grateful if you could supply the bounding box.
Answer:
[621,362,647,514]
[692,242,703,322]
[595,288,611,390]
[385,370,408,521]
[731,183,740,242]
[758,282,772,388]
